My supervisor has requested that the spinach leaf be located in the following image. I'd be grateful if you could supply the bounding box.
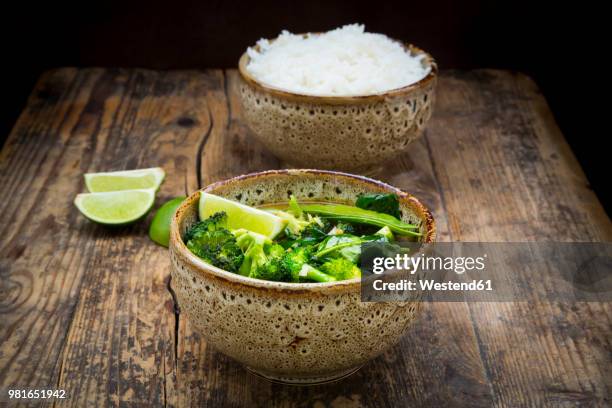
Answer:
[315,234,362,263]
[355,193,401,220]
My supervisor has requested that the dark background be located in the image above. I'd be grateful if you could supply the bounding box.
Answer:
[3,0,609,214]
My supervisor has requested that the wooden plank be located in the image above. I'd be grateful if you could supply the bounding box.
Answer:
[425,70,612,406]
[0,68,103,393]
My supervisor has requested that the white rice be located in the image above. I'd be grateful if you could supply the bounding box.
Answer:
[246,24,430,96]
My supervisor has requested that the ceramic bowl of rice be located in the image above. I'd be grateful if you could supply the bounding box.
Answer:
[238,24,437,173]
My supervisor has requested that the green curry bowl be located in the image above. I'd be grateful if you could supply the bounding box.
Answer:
[169,169,435,384]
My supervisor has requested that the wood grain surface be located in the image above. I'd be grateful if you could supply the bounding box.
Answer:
[0,68,610,407]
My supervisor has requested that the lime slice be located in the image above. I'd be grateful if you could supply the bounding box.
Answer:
[149,196,186,247]
[199,192,286,238]
[84,167,165,193]
[74,189,156,225]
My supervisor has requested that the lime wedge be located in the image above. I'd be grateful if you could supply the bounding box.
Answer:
[149,196,186,247]
[74,189,156,225]
[199,192,286,238]
[84,167,165,193]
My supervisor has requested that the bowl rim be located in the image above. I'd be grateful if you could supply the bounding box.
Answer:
[238,36,438,104]
[170,169,436,294]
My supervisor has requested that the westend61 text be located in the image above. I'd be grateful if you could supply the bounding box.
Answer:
[372,279,493,291]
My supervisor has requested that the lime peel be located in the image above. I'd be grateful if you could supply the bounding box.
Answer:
[74,189,156,225]
[149,196,186,247]
[85,167,165,193]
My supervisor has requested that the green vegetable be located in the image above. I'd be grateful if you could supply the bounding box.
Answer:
[320,258,361,280]
[315,234,362,262]
[313,233,390,262]
[268,209,310,237]
[236,230,286,281]
[360,234,391,244]
[288,194,303,218]
[185,212,244,273]
[185,211,223,241]
[234,229,278,280]
[334,221,356,235]
[184,195,421,284]
[298,264,336,283]
[281,247,336,283]
[356,193,401,219]
[234,228,270,250]
[375,226,394,241]
[300,203,421,237]
[232,229,334,283]
[267,198,324,238]
[282,219,330,248]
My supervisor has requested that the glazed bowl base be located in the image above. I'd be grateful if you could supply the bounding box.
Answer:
[246,365,363,385]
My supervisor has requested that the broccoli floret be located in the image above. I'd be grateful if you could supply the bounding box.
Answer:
[280,247,309,276]
[185,212,244,273]
[184,211,227,241]
[252,245,286,281]
[320,258,362,280]
[234,228,270,250]
[281,247,336,283]
[243,243,288,281]
[233,229,289,281]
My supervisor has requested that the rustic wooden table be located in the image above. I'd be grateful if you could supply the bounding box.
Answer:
[1,68,610,407]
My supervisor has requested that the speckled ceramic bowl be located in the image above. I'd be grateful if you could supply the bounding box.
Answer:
[238,42,437,172]
[169,169,435,384]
